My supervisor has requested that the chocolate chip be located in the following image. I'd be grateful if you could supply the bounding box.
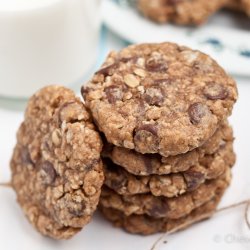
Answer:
[134,124,159,153]
[104,85,123,104]
[137,124,158,136]
[184,170,205,191]
[95,57,139,77]
[95,62,119,77]
[188,103,210,125]
[68,203,85,217]
[146,57,168,73]
[40,161,56,184]
[204,83,228,100]
[143,87,165,106]
[148,200,169,218]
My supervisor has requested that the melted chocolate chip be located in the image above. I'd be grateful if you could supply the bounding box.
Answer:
[95,57,138,78]
[40,161,56,184]
[184,170,205,191]
[95,62,119,77]
[188,103,210,125]
[104,85,123,104]
[137,124,158,136]
[143,87,165,106]
[148,200,169,218]
[68,203,86,217]
[134,124,159,153]
[146,57,168,73]
[204,83,229,100]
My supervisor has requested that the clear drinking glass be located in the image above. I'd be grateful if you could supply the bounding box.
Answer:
[0,0,101,99]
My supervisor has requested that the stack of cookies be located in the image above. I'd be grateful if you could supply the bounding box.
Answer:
[83,42,238,235]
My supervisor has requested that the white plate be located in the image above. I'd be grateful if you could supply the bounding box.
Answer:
[102,0,250,76]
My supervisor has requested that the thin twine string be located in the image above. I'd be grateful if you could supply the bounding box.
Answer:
[150,199,250,250]
[0,182,249,247]
[0,182,12,188]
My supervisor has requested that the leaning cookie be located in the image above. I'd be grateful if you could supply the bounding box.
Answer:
[83,43,237,157]
[103,121,234,176]
[11,86,104,239]
[100,167,231,219]
[99,186,226,235]
[103,140,235,197]
[137,0,227,25]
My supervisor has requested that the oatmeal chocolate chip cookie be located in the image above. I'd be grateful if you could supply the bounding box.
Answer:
[226,0,250,15]
[99,187,226,235]
[83,43,237,157]
[11,86,104,239]
[137,0,227,25]
[242,0,250,15]
[226,0,242,10]
[103,140,235,197]
[100,167,231,219]
[103,121,234,176]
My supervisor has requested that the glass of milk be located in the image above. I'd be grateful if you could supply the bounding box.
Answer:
[0,0,101,98]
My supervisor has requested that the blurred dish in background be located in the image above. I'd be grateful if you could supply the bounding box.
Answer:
[102,0,250,76]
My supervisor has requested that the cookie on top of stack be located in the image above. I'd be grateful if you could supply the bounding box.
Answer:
[82,42,238,235]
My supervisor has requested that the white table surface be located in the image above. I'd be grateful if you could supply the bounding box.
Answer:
[0,29,250,250]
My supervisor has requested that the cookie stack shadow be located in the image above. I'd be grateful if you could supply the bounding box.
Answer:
[99,121,235,234]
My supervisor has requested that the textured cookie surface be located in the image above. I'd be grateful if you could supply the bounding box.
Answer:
[242,0,250,15]
[100,167,231,219]
[99,187,226,235]
[226,0,250,15]
[11,86,104,239]
[103,139,235,197]
[83,43,237,157]
[137,0,227,25]
[103,121,234,176]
